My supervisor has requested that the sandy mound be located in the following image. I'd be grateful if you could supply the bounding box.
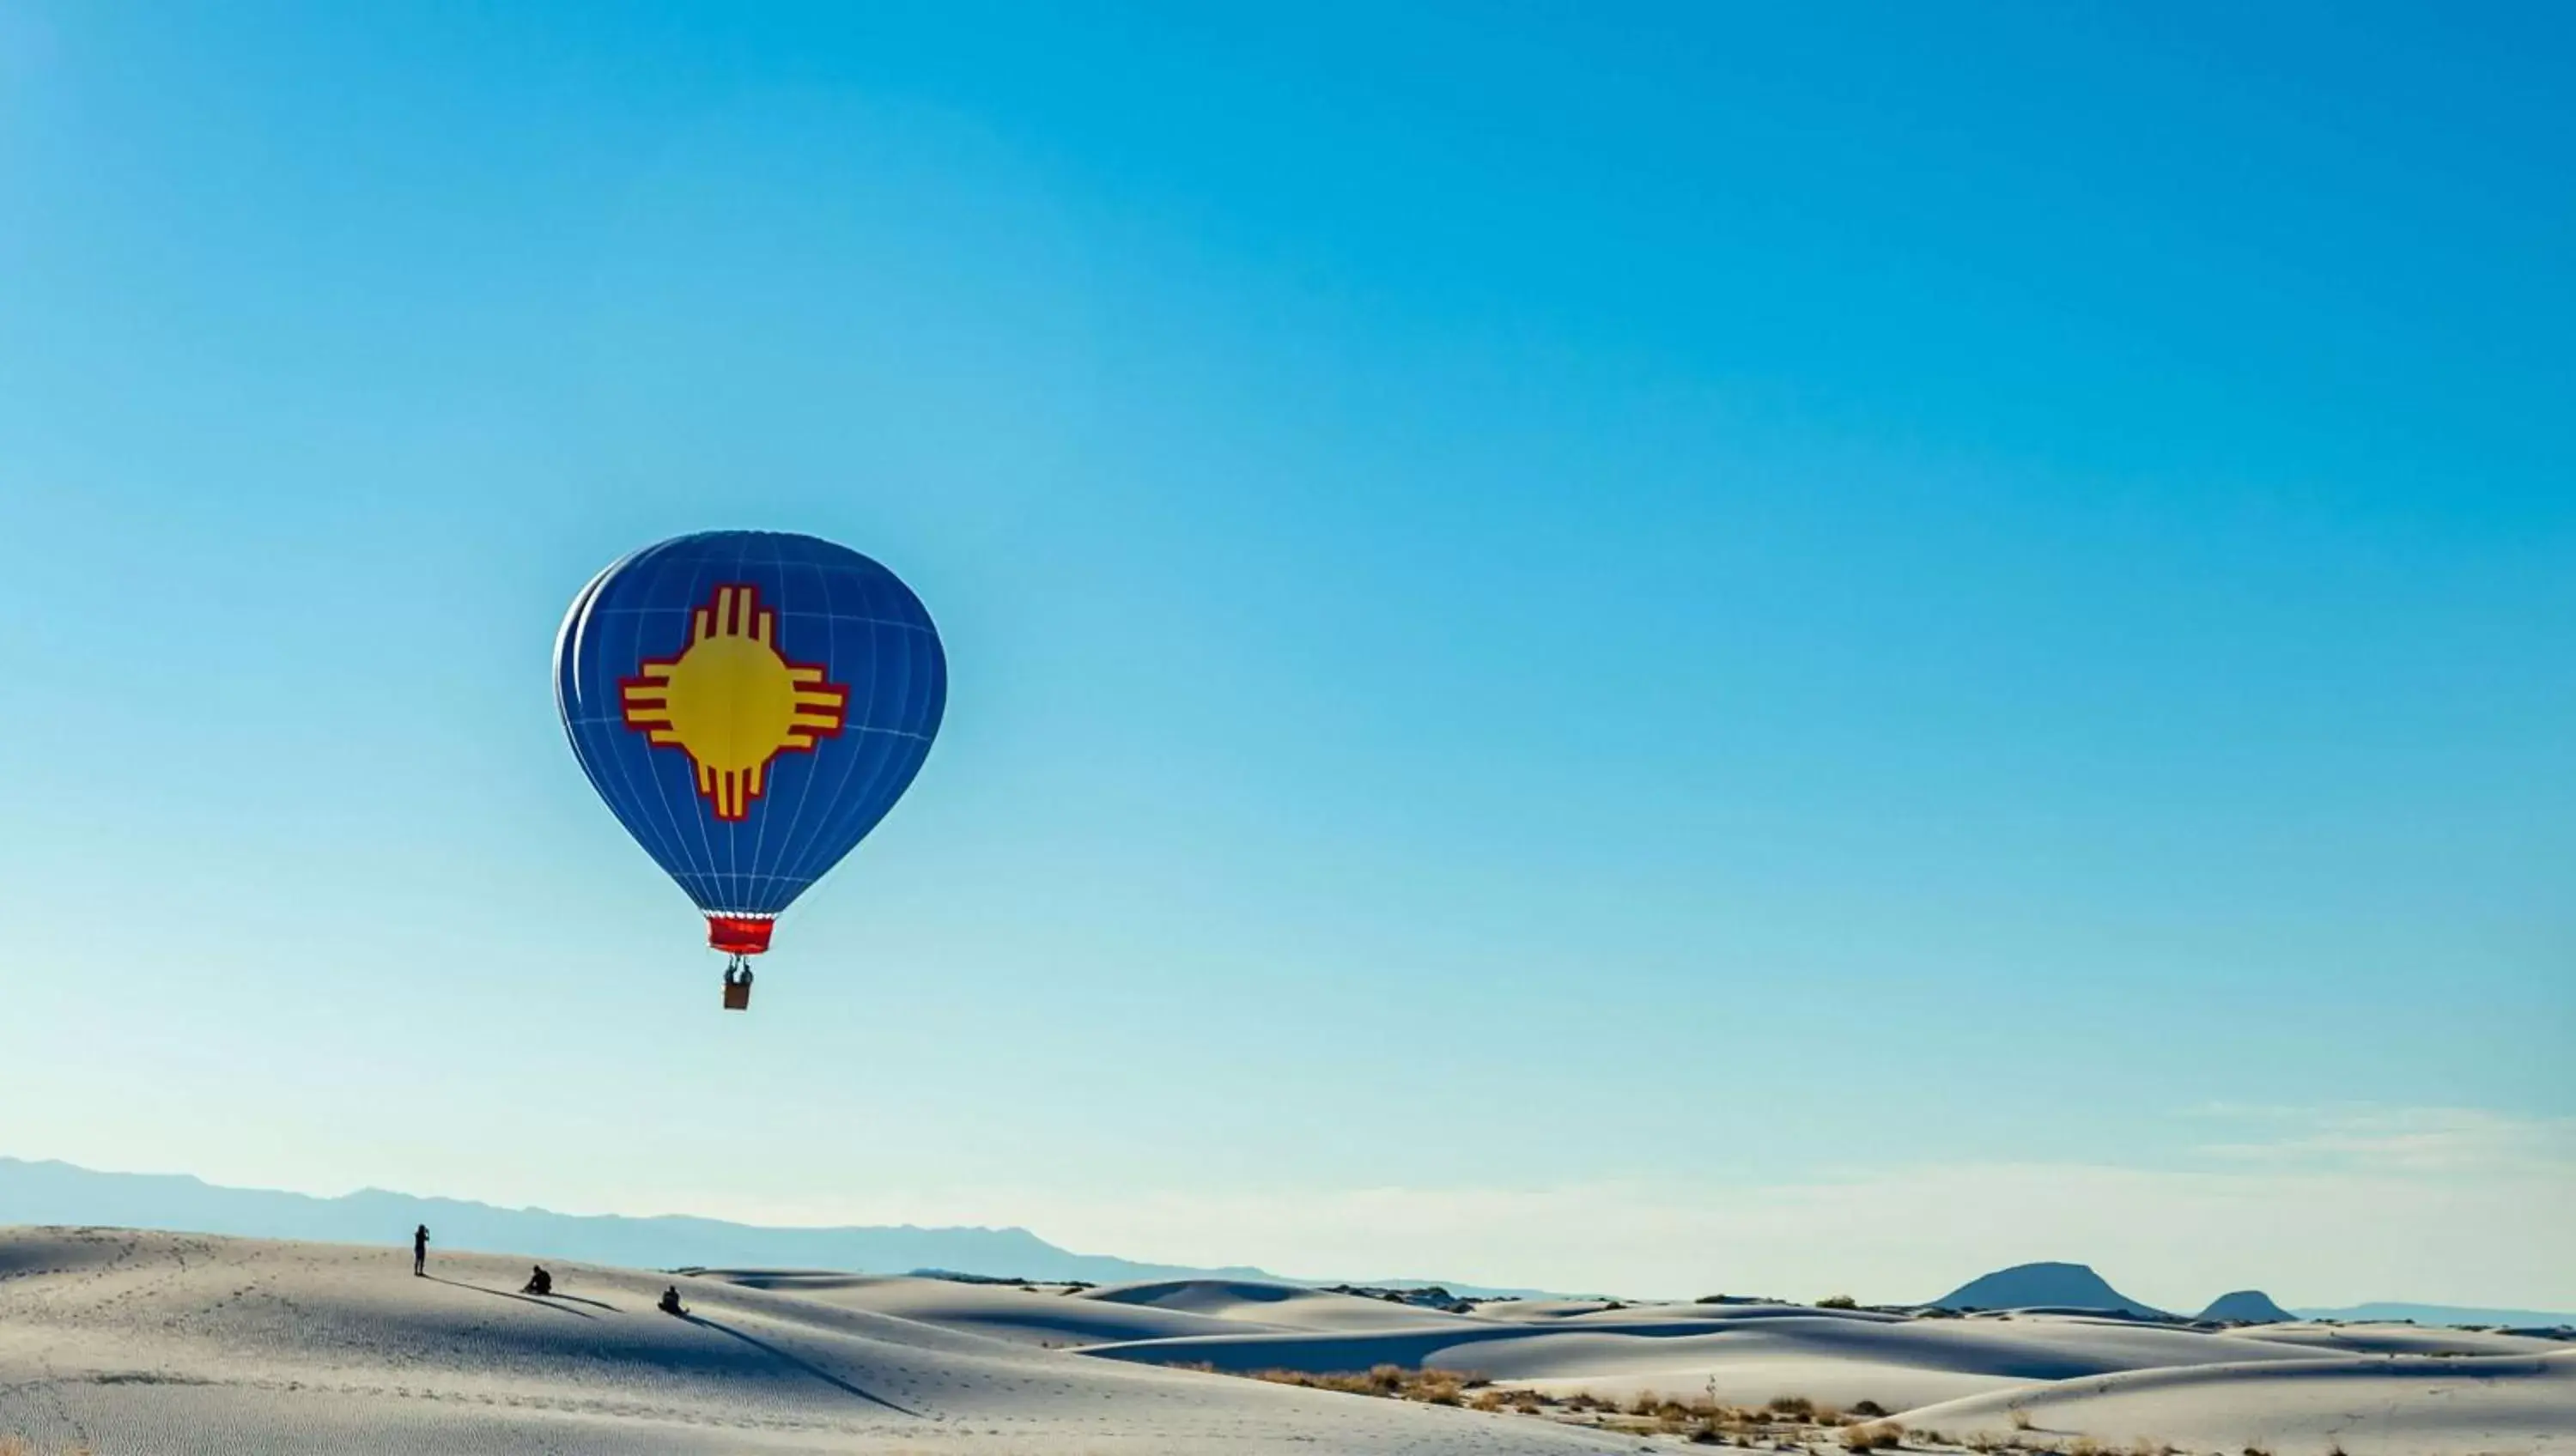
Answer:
[690,1270,1281,1347]
[1900,1350,2576,1455]
[2225,1320,2572,1357]
[1076,1277,1485,1331]
[0,1228,1632,1454]
[1083,1308,2341,1412]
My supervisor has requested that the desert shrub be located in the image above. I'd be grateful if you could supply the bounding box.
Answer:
[2069,1438,2107,1456]
[1851,1400,1888,1417]
[2011,1408,2037,1430]
[1470,1388,1506,1412]
[1240,1364,1498,1405]
[1963,1434,2002,1453]
[1818,1295,1860,1309]
[1766,1395,1815,1418]
[1841,1421,1905,1451]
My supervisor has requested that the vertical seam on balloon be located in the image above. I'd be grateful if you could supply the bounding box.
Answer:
[841,610,908,877]
[646,543,704,906]
[827,575,897,895]
[615,542,708,910]
[829,571,939,897]
[684,539,731,911]
[710,532,750,913]
[744,531,790,912]
[769,537,838,907]
[556,561,647,890]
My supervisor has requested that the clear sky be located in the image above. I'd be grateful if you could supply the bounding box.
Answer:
[1,3,2568,1308]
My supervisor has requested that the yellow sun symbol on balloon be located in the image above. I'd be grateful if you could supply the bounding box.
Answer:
[619,584,850,821]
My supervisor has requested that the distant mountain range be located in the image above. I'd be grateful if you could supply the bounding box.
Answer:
[0,1158,1546,1296]
[0,1157,1249,1283]
[2293,1301,2576,1329]
[3,1160,2562,1326]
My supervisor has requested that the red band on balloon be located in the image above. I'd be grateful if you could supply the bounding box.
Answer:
[707,916,775,955]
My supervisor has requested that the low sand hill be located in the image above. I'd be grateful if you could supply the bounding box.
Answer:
[1903,1350,2576,1454]
[687,1270,1284,1347]
[0,1228,1635,1454]
[1078,1277,1492,1331]
[6,1228,2569,1454]
[1082,1307,2358,1411]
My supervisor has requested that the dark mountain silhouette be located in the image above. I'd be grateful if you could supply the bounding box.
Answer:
[1931,1261,2168,1317]
[2199,1289,2294,1322]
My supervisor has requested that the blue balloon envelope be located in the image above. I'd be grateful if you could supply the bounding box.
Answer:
[554,531,946,958]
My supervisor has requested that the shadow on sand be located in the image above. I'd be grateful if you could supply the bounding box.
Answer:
[677,1313,920,1416]
[423,1274,596,1320]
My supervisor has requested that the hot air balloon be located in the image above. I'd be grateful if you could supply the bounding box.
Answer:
[553,531,946,1009]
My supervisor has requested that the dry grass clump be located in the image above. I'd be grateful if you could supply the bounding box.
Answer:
[1206,1365,1940,1451]
[1244,1363,1485,1404]
[2011,1406,2038,1430]
[0,1441,92,1456]
[1840,1420,1906,1451]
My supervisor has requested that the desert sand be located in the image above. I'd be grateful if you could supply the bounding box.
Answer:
[2,1227,2567,1454]
[0,1228,1631,1453]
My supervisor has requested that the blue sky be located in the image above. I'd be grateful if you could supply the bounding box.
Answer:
[0,3,2568,1307]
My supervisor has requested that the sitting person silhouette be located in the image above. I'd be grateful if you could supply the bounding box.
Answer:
[521,1265,553,1296]
[658,1284,686,1316]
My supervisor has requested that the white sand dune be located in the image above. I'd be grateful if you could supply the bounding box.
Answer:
[1900,1349,2576,1455]
[1084,1309,2349,1412]
[2225,1320,2572,1358]
[1078,1304,2575,1452]
[7,1228,2568,1454]
[0,1228,1637,1454]
[1077,1277,1488,1331]
[688,1269,1285,1347]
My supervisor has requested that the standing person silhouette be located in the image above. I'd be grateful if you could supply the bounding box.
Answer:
[413,1224,429,1277]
